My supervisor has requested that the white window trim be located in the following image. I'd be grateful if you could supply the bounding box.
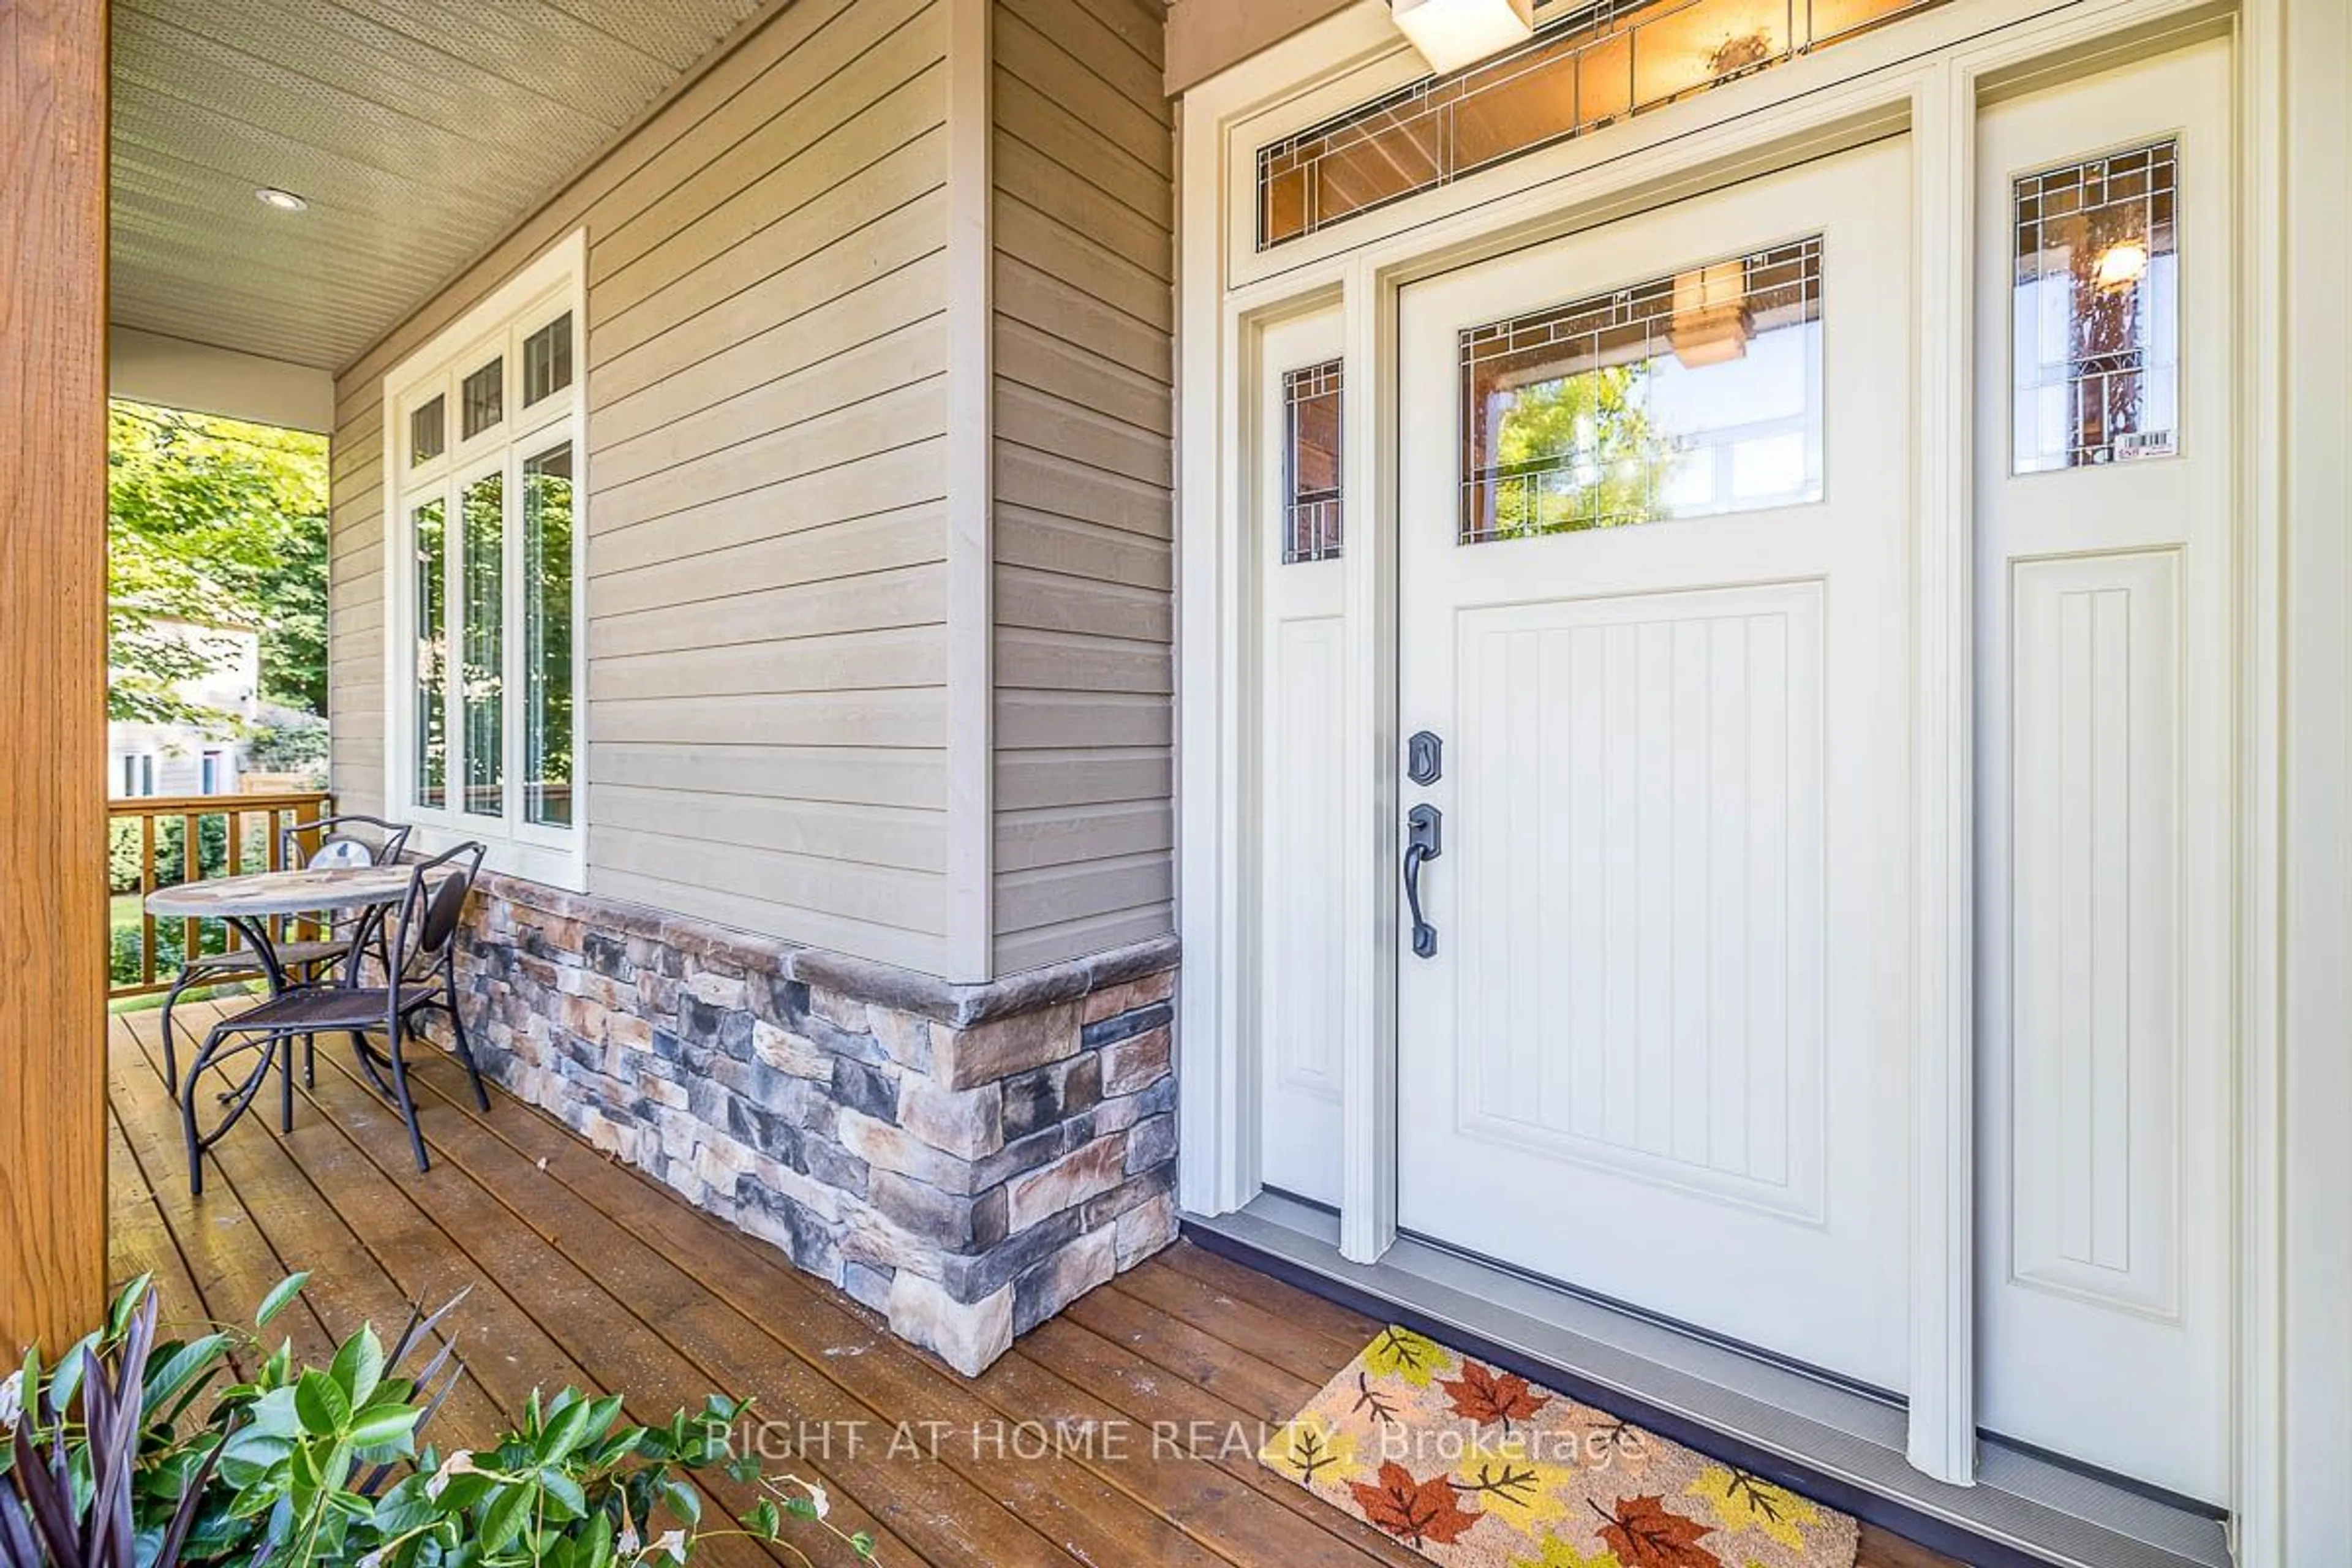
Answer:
[380,230,589,891]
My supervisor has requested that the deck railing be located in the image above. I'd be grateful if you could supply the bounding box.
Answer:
[107,790,334,1000]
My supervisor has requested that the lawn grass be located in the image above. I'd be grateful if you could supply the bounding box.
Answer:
[107,889,257,1013]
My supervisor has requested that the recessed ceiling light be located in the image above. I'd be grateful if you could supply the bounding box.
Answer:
[255,187,309,212]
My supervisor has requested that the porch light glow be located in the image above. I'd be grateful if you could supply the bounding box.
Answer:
[1668,260,1753,368]
[2092,239,2150,290]
[254,187,308,212]
[1390,0,1536,74]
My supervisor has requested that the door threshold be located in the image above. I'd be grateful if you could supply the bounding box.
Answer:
[1183,1194,2230,1568]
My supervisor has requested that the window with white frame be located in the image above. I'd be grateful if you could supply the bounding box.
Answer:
[384,234,586,884]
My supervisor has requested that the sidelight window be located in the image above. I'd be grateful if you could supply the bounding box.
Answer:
[1283,360,1345,562]
[2011,140,2179,473]
[1459,238,1823,543]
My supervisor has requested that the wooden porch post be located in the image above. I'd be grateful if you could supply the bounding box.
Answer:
[0,0,110,1354]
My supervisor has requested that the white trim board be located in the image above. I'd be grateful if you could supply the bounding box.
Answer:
[110,326,336,433]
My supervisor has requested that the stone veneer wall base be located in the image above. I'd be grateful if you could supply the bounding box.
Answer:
[442,874,1180,1375]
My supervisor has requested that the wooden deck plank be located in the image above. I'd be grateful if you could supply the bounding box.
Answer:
[104,1104,209,1333]
[106,997,1959,1568]
[1106,1254,1369,1381]
[1153,1241,1387,1347]
[296,1044,1076,1568]
[319,1038,1230,1568]
[1008,1312,1427,1567]
[116,1010,513,1443]
[105,1015,346,1370]
[144,1003,772,1568]
[1065,1272,1323,1420]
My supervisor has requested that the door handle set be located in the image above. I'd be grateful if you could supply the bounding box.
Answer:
[1403,731,1444,959]
[1403,803,1443,958]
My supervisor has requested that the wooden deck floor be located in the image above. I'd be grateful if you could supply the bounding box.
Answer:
[108,998,1955,1568]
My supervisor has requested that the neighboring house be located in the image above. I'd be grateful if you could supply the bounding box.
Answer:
[4,0,2342,1563]
[106,616,257,799]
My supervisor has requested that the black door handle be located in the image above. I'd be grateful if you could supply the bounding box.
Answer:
[1403,805,1442,959]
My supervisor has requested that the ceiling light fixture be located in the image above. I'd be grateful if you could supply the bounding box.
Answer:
[254,187,309,213]
[1391,0,1537,74]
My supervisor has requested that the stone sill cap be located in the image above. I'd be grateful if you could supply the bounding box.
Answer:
[470,869,1179,1028]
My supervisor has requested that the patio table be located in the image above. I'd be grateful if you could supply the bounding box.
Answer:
[146,865,427,993]
[148,866,454,1149]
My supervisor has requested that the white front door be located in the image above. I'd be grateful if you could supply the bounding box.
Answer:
[1973,39,2234,1505]
[1393,140,1916,1390]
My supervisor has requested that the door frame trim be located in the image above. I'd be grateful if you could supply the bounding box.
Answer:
[1173,0,2285,1532]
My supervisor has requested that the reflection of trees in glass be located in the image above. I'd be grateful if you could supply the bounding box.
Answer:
[1485,361,1675,538]
[461,475,504,816]
[413,499,447,808]
[524,448,575,828]
[2066,213,2147,454]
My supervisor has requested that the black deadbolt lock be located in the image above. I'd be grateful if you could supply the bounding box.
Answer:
[1408,730,1443,786]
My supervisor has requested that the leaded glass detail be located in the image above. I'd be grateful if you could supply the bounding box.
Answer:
[2011,140,2179,473]
[1283,360,1344,563]
[1257,0,1945,249]
[1460,238,1822,543]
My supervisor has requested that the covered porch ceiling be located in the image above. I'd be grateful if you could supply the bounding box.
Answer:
[110,0,1353,385]
[108,0,772,375]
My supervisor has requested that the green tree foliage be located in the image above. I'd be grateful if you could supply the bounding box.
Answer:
[109,401,331,726]
[1487,362,1673,538]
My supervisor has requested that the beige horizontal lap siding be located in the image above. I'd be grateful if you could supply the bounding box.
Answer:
[328,0,956,971]
[330,376,389,816]
[988,0,1176,974]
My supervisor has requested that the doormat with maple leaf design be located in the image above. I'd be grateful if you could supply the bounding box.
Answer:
[1260,1326,1859,1568]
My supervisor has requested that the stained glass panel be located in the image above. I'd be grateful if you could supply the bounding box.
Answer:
[2011,140,2179,473]
[1460,238,1822,543]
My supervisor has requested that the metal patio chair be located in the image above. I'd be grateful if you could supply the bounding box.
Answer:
[158,813,413,1092]
[179,840,489,1195]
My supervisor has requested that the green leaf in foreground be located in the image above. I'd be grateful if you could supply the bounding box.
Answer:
[256,1272,311,1329]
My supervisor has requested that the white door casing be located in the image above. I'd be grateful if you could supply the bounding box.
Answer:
[1972,38,2235,1506]
[1393,140,1917,1392]
[1256,306,1349,1206]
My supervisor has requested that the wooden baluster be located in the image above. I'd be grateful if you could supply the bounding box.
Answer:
[139,813,157,991]
[181,813,199,967]
[225,809,245,952]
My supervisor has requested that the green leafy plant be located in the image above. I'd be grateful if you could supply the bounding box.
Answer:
[0,1276,866,1568]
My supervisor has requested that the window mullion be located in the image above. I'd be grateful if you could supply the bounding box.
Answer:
[443,474,464,821]
[505,444,524,836]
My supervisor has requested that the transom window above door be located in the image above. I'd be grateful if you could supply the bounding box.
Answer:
[386,233,586,888]
[1460,236,1823,543]
[1256,0,1948,249]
